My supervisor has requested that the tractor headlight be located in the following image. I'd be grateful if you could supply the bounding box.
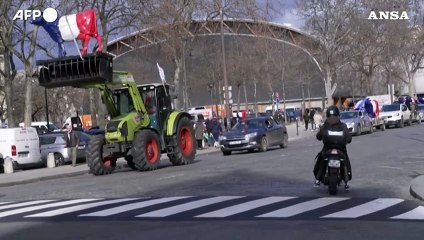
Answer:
[106,121,120,133]
[245,132,257,140]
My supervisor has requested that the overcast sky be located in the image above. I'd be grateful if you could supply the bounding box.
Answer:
[264,0,305,28]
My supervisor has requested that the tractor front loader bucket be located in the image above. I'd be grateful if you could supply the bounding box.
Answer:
[37,53,114,88]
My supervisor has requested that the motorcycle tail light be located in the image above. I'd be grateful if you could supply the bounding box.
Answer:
[331,149,338,154]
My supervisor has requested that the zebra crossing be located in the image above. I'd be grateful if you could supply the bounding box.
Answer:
[0,196,423,221]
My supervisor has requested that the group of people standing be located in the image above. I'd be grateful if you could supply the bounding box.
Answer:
[303,108,323,131]
[194,115,223,150]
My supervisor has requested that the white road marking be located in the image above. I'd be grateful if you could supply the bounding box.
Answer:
[0,202,12,205]
[24,198,137,217]
[0,199,99,218]
[0,200,55,211]
[257,197,349,218]
[79,196,192,217]
[196,197,295,218]
[136,196,243,217]
[390,206,424,220]
[322,198,404,218]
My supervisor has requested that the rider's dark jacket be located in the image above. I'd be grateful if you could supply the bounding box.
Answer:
[314,116,352,181]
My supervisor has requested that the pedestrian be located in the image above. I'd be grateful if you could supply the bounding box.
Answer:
[64,124,80,167]
[410,100,417,119]
[314,110,323,129]
[194,114,205,150]
[205,118,212,146]
[211,118,223,147]
[309,108,316,131]
[303,109,309,131]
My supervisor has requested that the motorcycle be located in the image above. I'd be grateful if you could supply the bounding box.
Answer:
[322,149,348,195]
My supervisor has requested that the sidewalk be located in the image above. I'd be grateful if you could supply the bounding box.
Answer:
[0,147,219,188]
[0,127,314,188]
[286,121,317,141]
[410,175,424,201]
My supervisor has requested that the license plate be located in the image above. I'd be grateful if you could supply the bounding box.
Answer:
[229,141,242,145]
[18,153,28,158]
[77,145,86,150]
[328,160,340,168]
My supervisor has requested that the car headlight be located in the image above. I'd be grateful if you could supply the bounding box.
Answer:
[245,132,257,140]
[220,135,227,140]
[394,113,400,117]
[346,122,355,127]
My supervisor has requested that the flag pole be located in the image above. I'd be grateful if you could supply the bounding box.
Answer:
[157,63,168,96]
[64,15,83,60]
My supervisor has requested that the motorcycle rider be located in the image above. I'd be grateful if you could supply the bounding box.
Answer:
[313,105,352,190]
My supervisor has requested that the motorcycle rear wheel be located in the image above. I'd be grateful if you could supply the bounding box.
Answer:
[328,173,338,195]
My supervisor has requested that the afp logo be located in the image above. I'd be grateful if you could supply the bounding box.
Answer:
[13,7,58,22]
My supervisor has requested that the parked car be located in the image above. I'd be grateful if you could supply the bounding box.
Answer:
[380,103,411,128]
[39,131,92,166]
[340,111,373,136]
[0,127,43,170]
[220,117,288,156]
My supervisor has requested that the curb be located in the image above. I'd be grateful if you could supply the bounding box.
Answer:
[0,170,88,188]
[409,175,424,201]
[0,149,222,188]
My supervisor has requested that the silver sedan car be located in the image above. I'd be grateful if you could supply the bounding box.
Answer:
[39,131,91,166]
[340,111,373,136]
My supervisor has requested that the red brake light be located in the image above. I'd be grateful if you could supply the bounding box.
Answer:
[11,145,17,156]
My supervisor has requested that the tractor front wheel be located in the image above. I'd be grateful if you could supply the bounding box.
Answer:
[169,117,196,165]
[87,135,116,175]
[132,129,161,171]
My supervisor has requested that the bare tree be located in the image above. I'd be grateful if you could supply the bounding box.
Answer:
[0,0,26,127]
[10,0,47,127]
[297,0,361,106]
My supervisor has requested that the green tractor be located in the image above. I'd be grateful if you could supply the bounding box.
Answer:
[37,53,196,175]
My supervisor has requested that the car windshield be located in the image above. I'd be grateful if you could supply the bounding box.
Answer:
[340,112,358,119]
[382,104,400,112]
[232,119,264,131]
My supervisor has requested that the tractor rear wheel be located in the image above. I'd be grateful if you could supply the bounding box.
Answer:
[87,135,116,175]
[132,129,161,171]
[169,117,196,165]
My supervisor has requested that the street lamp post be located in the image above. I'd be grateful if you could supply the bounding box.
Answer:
[219,0,230,130]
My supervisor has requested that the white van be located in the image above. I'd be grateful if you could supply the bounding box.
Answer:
[19,121,60,134]
[0,127,43,169]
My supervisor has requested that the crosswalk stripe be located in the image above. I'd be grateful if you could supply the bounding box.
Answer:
[321,198,404,218]
[390,206,424,220]
[136,196,244,217]
[0,202,12,205]
[79,196,192,217]
[24,198,138,217]
[196,197,295,218]
[0,199,99,218]
[0,200,55,211]
[257,197,349,218]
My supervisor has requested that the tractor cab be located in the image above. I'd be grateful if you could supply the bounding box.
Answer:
[111,83,174,133]
[138,84,174,133]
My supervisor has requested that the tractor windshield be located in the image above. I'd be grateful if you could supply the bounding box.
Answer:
[113,88,135,115]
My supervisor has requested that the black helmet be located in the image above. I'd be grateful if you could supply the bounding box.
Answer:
[326,105,340,117]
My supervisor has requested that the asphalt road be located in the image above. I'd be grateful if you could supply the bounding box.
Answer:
[0,124,423,239]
